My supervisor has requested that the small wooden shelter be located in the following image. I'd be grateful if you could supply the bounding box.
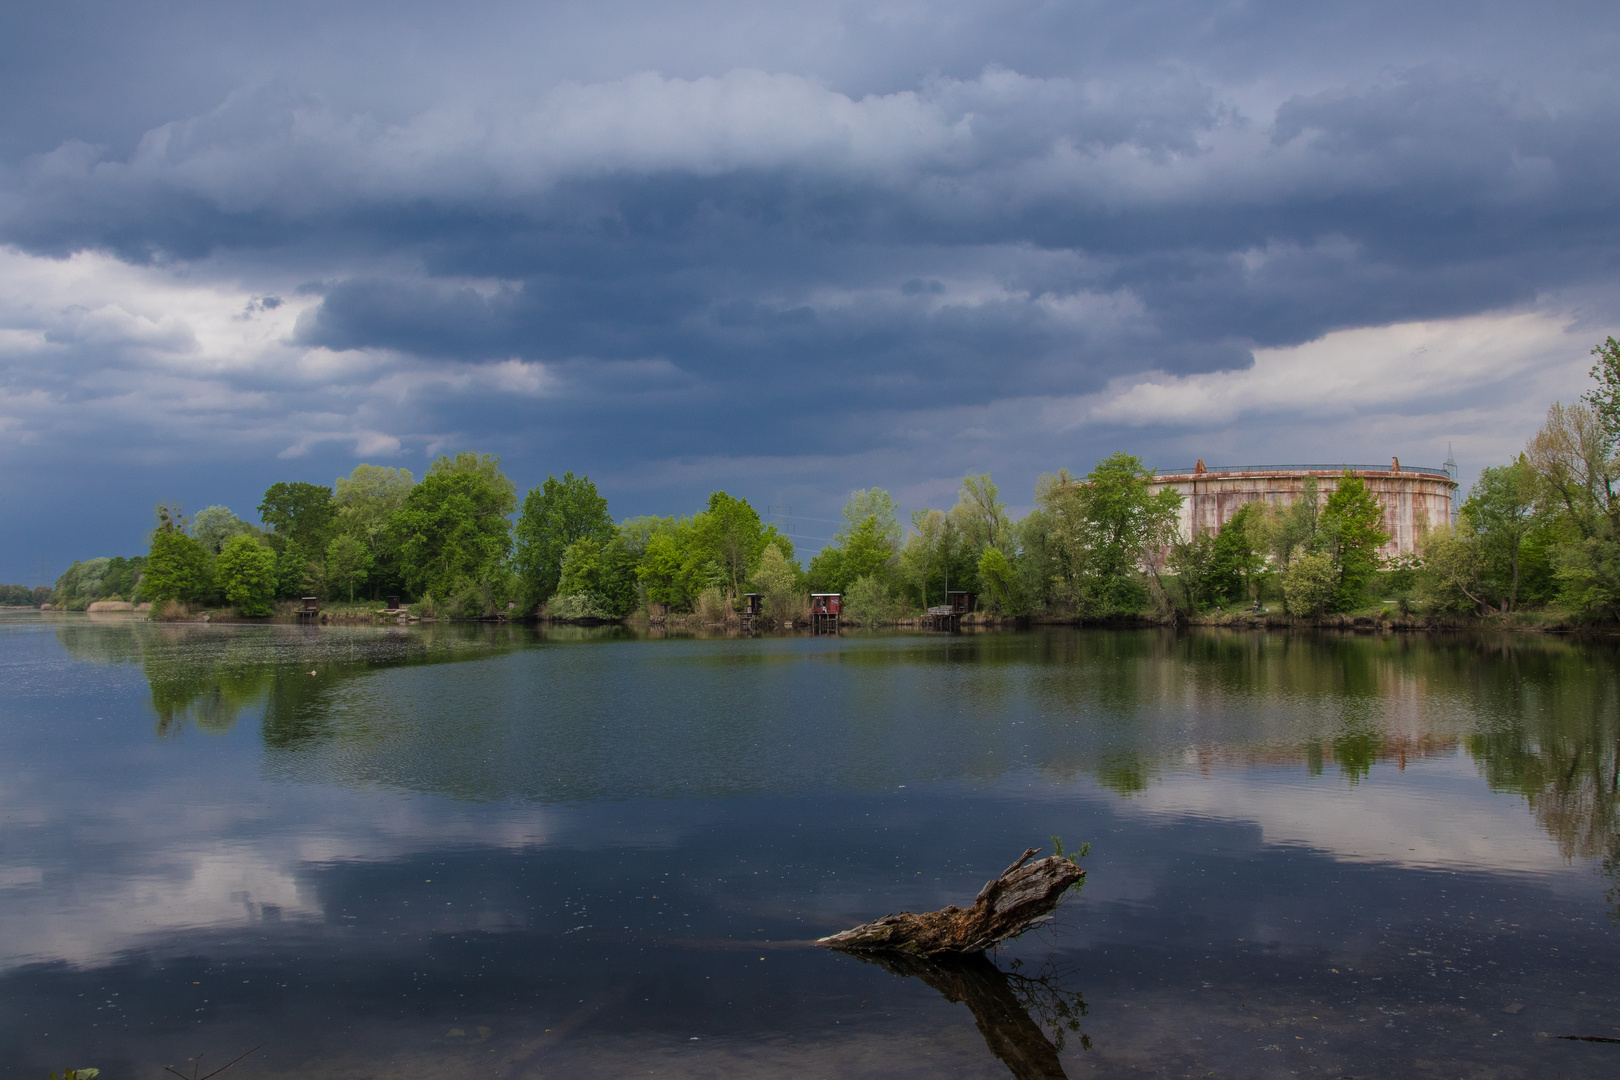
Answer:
[810,593,841,634]
[945,591,976,614]
[741,593,762,633]
[295,596,321,621]
[385,595,401,612]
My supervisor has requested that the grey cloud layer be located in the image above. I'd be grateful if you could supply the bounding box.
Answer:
[2,0,1618,576]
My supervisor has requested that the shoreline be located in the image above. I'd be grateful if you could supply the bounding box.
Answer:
[12,606,1605,635]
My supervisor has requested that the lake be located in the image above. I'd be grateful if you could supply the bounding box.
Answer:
[3,614,1619,1078]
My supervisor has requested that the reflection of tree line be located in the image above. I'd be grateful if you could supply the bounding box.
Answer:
[52,621,537,740]
[54,622,1620,897]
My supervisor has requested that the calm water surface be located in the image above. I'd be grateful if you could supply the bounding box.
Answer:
[4,614,1620,1078]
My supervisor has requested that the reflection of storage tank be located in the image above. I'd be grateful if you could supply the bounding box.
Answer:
[1149,458,1457,558]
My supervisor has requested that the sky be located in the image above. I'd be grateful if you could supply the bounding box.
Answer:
[3,0,1618,581]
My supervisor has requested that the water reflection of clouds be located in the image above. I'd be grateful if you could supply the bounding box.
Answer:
[1127,755,1582,881]
[0,776,558,971]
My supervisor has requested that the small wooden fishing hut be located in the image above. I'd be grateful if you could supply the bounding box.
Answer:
[295,596,321,621]
[945,591,975,614]
[810,593,841,634]
[385,595,401,612]
[741,593,762,633]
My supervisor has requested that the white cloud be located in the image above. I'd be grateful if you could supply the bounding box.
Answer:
[1076,306,1582,429]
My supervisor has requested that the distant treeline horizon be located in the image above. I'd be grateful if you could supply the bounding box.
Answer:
[24,337,1620,624]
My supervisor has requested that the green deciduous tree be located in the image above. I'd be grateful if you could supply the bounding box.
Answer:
[698,491,770,600]
[514,471,614,607]
[977,545,1022,614]
[325,533,374,602]
[332,464,415,597]
[1319,472,1391,611]
[750,543,801,623]
[1208,503,1266,606]
[1462,458,1537,611]
[1167,532,1218,612]
[1038,452,1181,616]
[258,482,335,552]
[553,534,640,618]
[217,535,278,616]
[144,532,210,606]
[192,505,256,555]
[1416,524,1488,614]
[390,456,516,602]
[810,512,898,594]
[841,489,902,548]
[900,508,946,610]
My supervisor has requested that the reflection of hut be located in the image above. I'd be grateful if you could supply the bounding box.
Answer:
[295,596,320,621]
[811,593,841,634]
[741,592,762,633]
[945,591,975,614]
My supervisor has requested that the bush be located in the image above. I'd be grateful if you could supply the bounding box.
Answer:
[1282,552,1337,617]
[448,577,496,619]
[696,586,730,623]
[750,544,801,623]
[548,593,613,620]
[843,574,894,624]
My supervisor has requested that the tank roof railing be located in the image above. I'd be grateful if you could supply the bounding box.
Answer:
[1155,463,1453,479]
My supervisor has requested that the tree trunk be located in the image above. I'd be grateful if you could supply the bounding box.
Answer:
[816,848,1083,956]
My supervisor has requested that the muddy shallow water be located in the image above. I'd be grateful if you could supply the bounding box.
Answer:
[3,615,1619,1078]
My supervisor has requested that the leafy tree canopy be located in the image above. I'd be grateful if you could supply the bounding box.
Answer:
[218,535,278,616]
[391,466,516,600]
[514,470,613,606]
[258,481,335,553]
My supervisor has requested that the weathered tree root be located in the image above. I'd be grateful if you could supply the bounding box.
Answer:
[816,847,1084,956]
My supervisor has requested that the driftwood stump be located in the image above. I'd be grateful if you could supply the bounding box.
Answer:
[817,847,1084,956]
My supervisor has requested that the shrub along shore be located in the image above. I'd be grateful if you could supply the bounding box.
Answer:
[22,337,1620,632]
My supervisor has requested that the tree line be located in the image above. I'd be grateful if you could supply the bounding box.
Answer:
[33,336,1620,623]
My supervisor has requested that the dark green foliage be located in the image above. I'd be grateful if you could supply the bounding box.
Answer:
[1461,458,1537,611]
[217,535,278,616]
[390,468,515,601]
[809,514,896,593]
[698,491,773,598]
[1208,504,1264,605]
[514,471,613,607]
[0,583,52,606]
[553,534,641,618]
[274,542,311,599]
[1167,532,1218,611]
[1318,472,1390,612]
[143,531,211,604]
[258,481,335,553]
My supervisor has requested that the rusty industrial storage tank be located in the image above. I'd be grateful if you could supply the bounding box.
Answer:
[1149,457,1457,558]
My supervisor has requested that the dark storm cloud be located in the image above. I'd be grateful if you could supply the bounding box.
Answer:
[2,0,1620,578]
